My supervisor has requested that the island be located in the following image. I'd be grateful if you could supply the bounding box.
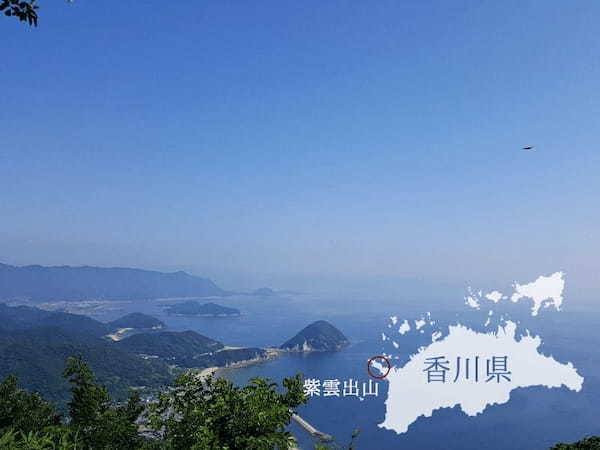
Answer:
[252,287,277,296]
[164,301,240,317]
[280,320,350,352]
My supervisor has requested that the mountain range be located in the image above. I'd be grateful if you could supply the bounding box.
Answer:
[0,304,174,406]
[0,303,271,407]
[0,263,227,301]
[0,299,350,410]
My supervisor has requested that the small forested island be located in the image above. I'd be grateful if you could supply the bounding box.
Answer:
[252,287,276,296]
[164,300,240,317]
[280,320,350,352]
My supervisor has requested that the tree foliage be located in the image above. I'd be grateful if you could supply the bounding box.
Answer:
[0,357,317,449]
[1,0,38,26]
[315,428,361,450]
[0,428,81,450]
[0,375,60,435]
[150,372,307,449]
[63,356,145,449]
[551,437,600,449]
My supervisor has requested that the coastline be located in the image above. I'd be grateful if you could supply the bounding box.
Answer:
[191,349,302,450]
[106,327,134,341]
[197,366,219,380]
[195,347,285,380]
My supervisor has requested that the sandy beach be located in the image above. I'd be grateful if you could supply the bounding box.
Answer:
[194,347,285,381]
[196,366,219,380]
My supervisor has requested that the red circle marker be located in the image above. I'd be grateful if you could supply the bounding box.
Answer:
[367,355,391,379]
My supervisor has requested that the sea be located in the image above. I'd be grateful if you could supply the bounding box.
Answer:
[91,293,600,450]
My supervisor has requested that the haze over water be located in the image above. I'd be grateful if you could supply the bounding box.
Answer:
[95,293,600,450]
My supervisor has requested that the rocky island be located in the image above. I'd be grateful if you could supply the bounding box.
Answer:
[164,301,240,317]
[280,320,350,352]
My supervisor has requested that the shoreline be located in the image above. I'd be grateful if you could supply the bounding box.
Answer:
[190,350,303,450]
[195,347,285,380]
[197,366,219,380]
[106,327,134,341]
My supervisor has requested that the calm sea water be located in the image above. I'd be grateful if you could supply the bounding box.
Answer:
[97,296,600,450]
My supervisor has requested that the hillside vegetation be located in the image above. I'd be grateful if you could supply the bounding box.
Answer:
[0,357,307,449]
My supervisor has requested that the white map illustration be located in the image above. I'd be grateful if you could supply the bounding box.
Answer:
[377,271,584,434]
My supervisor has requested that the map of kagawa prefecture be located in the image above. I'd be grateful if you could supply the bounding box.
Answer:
[378,272,584,434]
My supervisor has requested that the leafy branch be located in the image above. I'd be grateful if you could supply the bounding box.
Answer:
[1,0,39,26]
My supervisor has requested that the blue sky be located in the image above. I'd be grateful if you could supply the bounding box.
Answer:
[1,1,599,301]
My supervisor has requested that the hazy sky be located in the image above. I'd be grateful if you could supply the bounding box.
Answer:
[1,1,599,300]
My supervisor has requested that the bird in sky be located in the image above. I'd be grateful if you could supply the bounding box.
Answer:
[522,146,535,150]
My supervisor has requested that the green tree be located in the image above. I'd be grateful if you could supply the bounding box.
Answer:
[64,356,111,429]
[0,375,60,435]
[0,427,81,449]
[150,372,307,450]
[2,0,75,27]
[551,436,600,449]
[315,429,361,450]
[63,356,144,449]
[1,359,338,450]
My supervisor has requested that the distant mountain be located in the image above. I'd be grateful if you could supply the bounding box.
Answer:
[108,313,165,331]
[281,320,350,352]
[0,304,167,339]
[164,301,240,317]
[116,330,264,368]
[0,303,110,337]
[0,263,227,301]
[0,326,173,408]
[252,287,276,296]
